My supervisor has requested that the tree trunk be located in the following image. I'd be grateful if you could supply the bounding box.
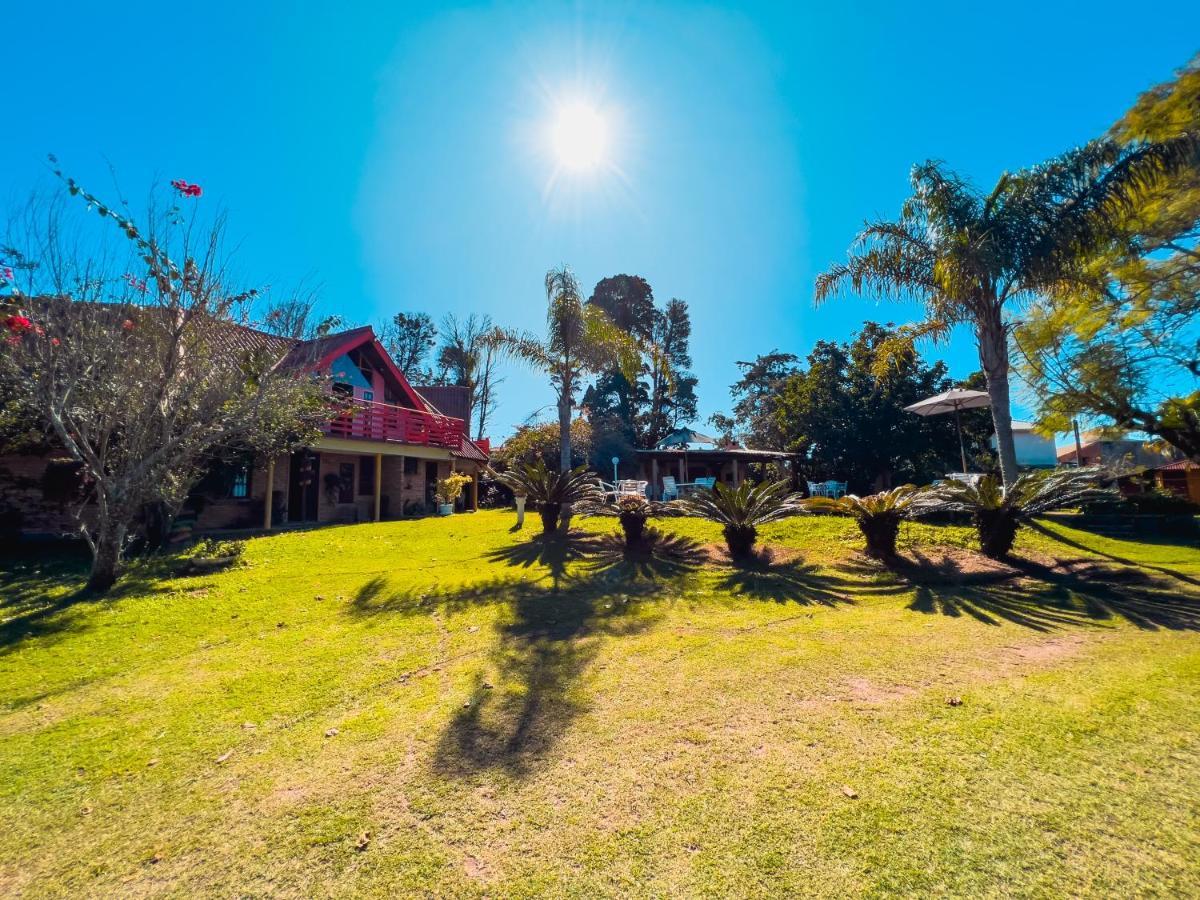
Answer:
[976,308,1019,488]
[86,521,126,592]
[557,392,572,473]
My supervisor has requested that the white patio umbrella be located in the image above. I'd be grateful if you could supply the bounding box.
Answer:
[903,389,990,474]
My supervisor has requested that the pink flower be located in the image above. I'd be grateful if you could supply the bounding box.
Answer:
[5,335,20,347]
[0,266,13,282]
[51,337,61,346]
[122,319,135,331]
[123,272,148,294]
[4,315,32,334]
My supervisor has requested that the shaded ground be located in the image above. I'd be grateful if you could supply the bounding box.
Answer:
[1,512,1198,896]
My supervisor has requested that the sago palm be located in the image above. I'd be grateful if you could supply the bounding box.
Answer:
[492,267,641,472]
[816,135,1200,487]
[490,460,604,535]
[576,494,676,546]
[681,480,803,560]
[804,484,928,560]
[928,468,1114,559]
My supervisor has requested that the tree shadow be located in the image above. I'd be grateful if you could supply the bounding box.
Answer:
[1028,520,1200,588]
[0,546,170,657]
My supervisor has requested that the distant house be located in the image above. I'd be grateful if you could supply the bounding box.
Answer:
[1056,432,1169,469]
[990,421,1057,468]
[0,324,489,539]
[1142,459,1200,504]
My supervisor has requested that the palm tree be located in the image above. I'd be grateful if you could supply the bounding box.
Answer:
[804,484,929,560]
[490,460,604,535]
[494,266,640,471]
[681,480,803,560]
[815,137,1199,486]
[927,469,1114,559]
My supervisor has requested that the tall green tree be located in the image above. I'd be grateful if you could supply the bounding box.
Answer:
[772,323,989,492]
[709,351,799,449]
[495,267,639,471]
[1017,58,1200,459]
[816,131,1199,485]
[583,275,697,451]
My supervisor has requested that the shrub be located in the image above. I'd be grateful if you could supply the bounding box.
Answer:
[804,484,927,560]
[434,473,473,506]
[680,480,802,560]
[488,460,604,535]
[193,538,245,560]
[929,468,1115,559]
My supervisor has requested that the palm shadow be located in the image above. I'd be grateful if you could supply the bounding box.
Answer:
[1028,520,1200,587]
[904,550,1200,632]
[350,528,704,778]
[714,548,900,607]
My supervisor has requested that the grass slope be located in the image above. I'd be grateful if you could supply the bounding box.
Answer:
[1,512,1198,897]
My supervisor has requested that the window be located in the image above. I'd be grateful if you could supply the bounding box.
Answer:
[404,456,419,475]
[231,466,250,499]
[338,463,355,504]
[359,457,375,496]
[362,390,374,402]
[332,383,353,398]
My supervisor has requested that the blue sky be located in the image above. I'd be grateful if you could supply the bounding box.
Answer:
[4,2,1197,440]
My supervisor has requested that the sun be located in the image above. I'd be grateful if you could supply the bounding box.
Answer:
[551,102,609,171]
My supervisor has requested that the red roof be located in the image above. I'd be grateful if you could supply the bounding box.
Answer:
[1155,459,1199,471]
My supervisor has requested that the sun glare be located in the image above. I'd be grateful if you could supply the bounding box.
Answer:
[551,102,609,171]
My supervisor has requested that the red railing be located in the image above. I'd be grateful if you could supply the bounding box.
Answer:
[321,399,464,450]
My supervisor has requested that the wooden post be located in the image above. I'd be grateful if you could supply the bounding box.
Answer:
[471,469,479,511]
[651,457,659,500]
[263,457,275,530]
[678,456,685,486]
[373,453,382,522]
[732,458,740,487]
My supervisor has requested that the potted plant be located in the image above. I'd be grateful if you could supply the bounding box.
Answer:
[434,473,473,516]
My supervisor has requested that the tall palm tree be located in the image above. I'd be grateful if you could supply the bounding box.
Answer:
[494,266,640,471]
[815,137,1198,486]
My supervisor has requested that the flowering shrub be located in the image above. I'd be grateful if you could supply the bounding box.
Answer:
[170,179,203,198]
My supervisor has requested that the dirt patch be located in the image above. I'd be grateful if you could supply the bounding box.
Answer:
[891,547,1022,584]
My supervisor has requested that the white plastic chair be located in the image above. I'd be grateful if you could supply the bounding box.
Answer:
[660,475,679,501]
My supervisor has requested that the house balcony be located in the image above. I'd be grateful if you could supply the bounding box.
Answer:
[320,398,464,451]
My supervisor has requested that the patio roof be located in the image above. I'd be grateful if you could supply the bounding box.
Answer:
[634,447,799,460]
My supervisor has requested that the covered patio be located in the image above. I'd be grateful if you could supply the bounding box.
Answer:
[633,447,803,500]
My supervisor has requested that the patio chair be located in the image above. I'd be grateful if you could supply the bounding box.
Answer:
[825,480,847,499]
[695,476,716,490]
[660,475,679,501]
[808,481,826,497]
[617,479,647,498]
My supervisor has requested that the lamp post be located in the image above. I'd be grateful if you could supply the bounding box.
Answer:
[611,455,619,485]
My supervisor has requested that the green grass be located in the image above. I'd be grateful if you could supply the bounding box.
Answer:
[1,511,1198,897]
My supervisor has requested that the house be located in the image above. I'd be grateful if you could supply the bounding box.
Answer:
[0,323,489,539]
[1055,431,1169,469]
[989,421,1057,468]
[1143,459,1200,504]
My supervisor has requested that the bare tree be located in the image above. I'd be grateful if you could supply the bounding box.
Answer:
[436,312,503,441]
[1,172,330,590]
[378,311,437,381]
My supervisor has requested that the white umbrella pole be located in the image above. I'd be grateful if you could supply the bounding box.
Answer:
[955,404,967,473]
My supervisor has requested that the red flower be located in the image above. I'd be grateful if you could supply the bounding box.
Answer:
[4,315,32,334]
[171,179,203,198]
[122,319,135,331]
[51,337,61,346]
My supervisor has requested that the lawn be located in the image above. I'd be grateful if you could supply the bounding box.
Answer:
[2,511,1199,897]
